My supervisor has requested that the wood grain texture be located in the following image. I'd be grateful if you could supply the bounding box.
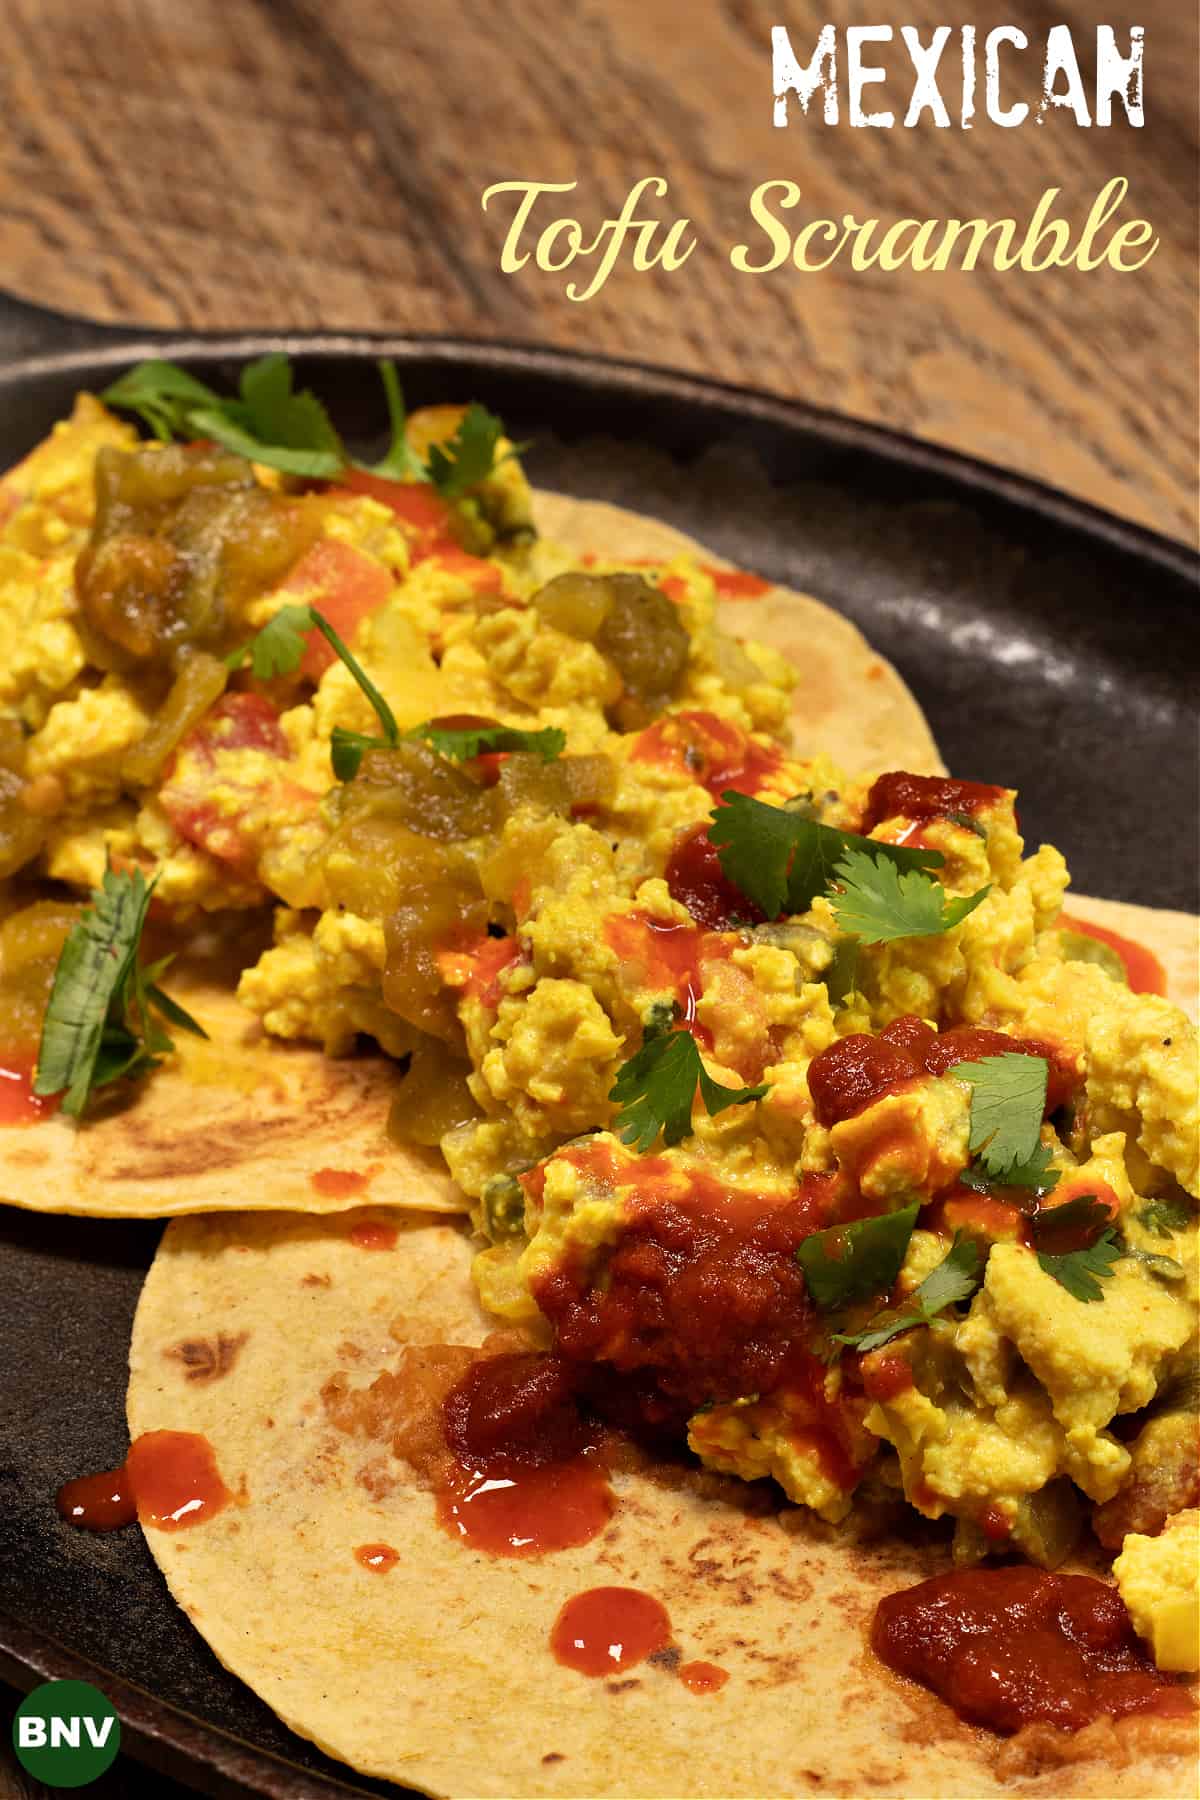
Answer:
[0,0,1194,541]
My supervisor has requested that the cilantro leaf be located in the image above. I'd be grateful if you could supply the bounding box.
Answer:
[955,1052,1048,1178]
[1035,1230,1121,1302]
[830,847,989,945]
[609,1026,766,1152]
[33,866,206,1117]
[225,602,315,679]
[1029,1195,1121,1302]
[410,721,566,763]
[101,355,513,492]
[959,1140,1060,1196]
[707,793,942,922]
[226,605,399,777]
[100,360,225,442]
[1137,1194,1192,1239]
[425,403,507,499]
[836,1233,982,1352]
[797,1203,918,1310]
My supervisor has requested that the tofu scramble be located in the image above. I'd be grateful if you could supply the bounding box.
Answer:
[2,376,1197,1709]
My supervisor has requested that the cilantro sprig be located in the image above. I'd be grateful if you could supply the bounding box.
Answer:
[227,606,568,780]
[609,1023,766,1152]
[227,604,399,778]
[835,1233,982,1353]
[706,793,987,942]
[33,866,206,1118]
[101,354,511,497]
[797,1203,918,1311]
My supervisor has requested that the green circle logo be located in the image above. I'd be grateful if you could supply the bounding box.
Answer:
[12,1681,121,1787]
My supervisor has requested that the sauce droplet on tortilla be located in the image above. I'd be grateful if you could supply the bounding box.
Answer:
[56,1432,232,1533]
[56,1464,137,1531]
[438,1458,614,1557]
[677,1660,729,1694]
[0,1053,57,1124]
[1057,913,1166,997]
[124,1430,233,1530]
[348,1218,397,1251]
[312,1167,370,1200]
[551,1587,672,1676]
[873,1567,1193,1733]
[354,1543,399,1572]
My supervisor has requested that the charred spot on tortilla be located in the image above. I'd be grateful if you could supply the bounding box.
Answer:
[164,1331,248,1384]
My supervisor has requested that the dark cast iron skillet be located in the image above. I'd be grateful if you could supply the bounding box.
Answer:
[0,289,1196,1800]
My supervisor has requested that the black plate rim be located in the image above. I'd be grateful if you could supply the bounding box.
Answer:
[0,304,1195,584]
[1,317,1195,1799]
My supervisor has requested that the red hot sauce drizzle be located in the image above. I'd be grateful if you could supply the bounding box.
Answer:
[551,1587,672,1677]
[0,1052,57,1125]
[551,1588,730,1695]
[678,1660,730,1694]
[55,1464,137,1532]
[873,1567,1194,1734]
[348,1218,397,1251]
[1057,912,1167,997]
[56,1431,232,1533]
[354,1543,399,1572]
[311,1167,371,1201]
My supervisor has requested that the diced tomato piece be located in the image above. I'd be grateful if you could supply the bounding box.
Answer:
[270,539,394,680]
[436,932,522,1009]
[184,692,289,760]
[336,470,455,537]
[160,693,301,879]
[425,545,504,593]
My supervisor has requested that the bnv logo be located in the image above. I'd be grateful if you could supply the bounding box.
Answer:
[12,1680,121,1787]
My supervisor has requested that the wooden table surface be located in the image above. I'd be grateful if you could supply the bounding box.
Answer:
[0,2,1195,1796]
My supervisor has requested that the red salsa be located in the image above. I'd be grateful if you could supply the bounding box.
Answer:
[678,1659,730,1693]
[311,1167,370,1201]
[665,826,765,931]
[861,771,1006,833]
[530,1161,862,1488]
[438,1351,614,1557]
[873,1567,1193,1734]
[808,1017,1079,1128]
